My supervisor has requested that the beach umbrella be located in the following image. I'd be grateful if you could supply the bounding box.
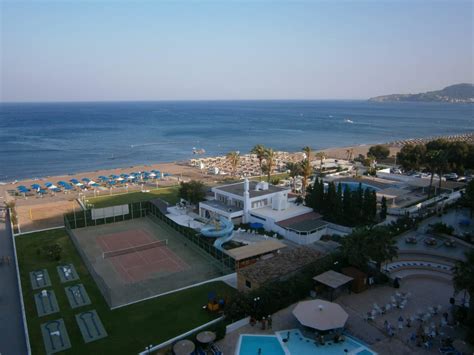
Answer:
[70,178,79,184]
[44,182,53,187]
[293,299,348,331]
[98,175,108,181]
[149,173,157,178]
[82,178,90,183]
[17,186,29,193]
[31,184,41,190]
[87,180,97,186]
[110,174,119,179]
[47,184,58,190]
[116,177,125,182]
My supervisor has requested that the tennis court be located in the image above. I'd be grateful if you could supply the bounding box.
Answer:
[69,216,229,307]
[98,229,189,283]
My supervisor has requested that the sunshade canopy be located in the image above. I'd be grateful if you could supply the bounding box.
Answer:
[293,299,348,331]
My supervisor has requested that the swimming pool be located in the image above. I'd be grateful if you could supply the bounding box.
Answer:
[236,334,286,355]
[236,330,376,355]
[338,181,381,192]
[276,329,376,355]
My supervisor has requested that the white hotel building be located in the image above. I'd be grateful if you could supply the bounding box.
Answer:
[199,179,333,244]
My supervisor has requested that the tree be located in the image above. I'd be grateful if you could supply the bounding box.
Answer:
[463,180,474,215]
[251,144,267,180]
[341,228,371,270]
[368,145,390,161]
[286,162,302,191]
[367,227,398,270]
[396,144,426,172]
[315,152,326,173]
[178,180,206,205]
[425,149,441,198]
[341,227,398,271]
[380,196,388,220]
[453,250,474,325]
[264,148,276,183]
[226,151,240,177]
[301,159,313,194]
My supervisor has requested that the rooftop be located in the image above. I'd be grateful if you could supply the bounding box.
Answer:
[313,270,353,289]
[226,239,287,261]
[239,247,323,285]
[277,211,327,232]
[214,181,289,199]
[251,202,313,222]
[200,200,243,214]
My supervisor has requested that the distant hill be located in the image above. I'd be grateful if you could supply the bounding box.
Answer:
[369,83,474,103]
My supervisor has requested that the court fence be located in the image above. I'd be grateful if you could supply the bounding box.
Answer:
[64,215,113,305]
[63,199,235,307]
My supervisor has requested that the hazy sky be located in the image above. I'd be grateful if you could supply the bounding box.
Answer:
[1,0,472,102]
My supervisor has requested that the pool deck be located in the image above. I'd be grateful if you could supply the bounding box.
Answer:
[219,277,473,355]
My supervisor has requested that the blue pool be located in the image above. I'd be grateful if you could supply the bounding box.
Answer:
[237,330,376,355]
[237,335,285,355]
[338,181,381,192]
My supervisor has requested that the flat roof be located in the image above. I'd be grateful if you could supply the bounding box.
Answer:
[200,200,243,213]
[251,203,313,222]
[405,179,466,190]
[239,248,323,284]
[313,270,353,289]
[277,212,327,232]
[214,181,289,199]
[226,239,287,261]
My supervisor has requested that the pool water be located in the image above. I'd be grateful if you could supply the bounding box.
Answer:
[237,330,376,355]
[338,181,381,192]
[277,329,368,355]
[237,335,285,355]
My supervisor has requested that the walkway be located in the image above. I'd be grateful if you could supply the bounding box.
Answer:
[0,216,28,355]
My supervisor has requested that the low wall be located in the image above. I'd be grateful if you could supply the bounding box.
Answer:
[137,316,224,355]
[226,317,250,334]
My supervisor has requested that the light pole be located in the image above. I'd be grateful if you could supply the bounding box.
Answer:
[145,344,153,354]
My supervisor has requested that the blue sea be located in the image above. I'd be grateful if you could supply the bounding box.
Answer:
[0,100,472,181]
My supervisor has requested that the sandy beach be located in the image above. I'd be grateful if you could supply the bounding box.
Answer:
[2,132,472,204]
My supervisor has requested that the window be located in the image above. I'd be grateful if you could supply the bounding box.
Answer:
[245,279,252,288]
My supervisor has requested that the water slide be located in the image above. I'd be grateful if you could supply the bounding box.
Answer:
[200,217,234,251]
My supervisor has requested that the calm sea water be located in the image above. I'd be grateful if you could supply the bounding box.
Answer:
[0,100,472,181]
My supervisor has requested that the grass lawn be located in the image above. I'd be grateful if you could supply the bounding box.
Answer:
[86,186,180,208]
[16,229,236,355]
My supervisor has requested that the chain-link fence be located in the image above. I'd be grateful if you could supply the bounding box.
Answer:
[63,200,235,308]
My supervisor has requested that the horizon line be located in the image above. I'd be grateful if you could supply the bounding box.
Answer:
[0,98,371,104]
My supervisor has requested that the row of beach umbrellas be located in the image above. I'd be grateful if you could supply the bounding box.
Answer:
[16,170,171,195]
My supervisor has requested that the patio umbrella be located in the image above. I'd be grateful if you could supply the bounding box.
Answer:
[292,299,348,331]
[173,340,195,355]
[196,331,216,344]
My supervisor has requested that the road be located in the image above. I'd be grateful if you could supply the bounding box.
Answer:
[0,213,28,355]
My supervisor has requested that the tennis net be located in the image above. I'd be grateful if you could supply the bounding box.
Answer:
[102,239,168,259]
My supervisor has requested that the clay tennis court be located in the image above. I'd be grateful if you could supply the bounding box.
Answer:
[98,229,189,283]
[70,216,228,307]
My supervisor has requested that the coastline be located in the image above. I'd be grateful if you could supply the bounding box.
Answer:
[1,132,472,194]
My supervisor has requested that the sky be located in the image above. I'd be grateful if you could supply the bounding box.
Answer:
[1,0,472,102]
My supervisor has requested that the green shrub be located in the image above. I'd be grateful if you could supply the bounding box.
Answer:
[428,222,454,235]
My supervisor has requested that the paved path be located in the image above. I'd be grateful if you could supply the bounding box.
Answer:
[0,216,28,355]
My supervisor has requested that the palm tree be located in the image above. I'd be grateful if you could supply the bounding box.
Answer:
[436,150,449,195]
[301,159,313,194]
[453,250,474,324]
[315,152,326,172]
[226,151,240,177]
[302,146,312,161]
[264,148,276,183]
[425,150,441,198]
[251,144,267,180]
